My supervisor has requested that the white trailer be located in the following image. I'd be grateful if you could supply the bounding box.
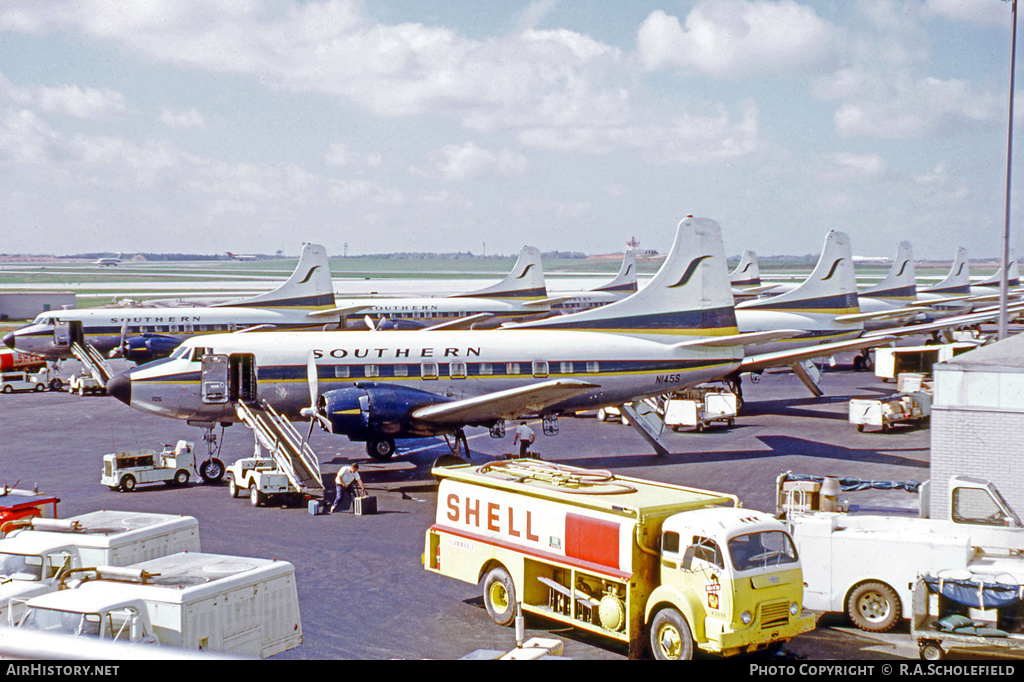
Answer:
[0,368,55,394]
[776,473,1024,633]
[663,386,738,432]
[848,391,931,432]
[17,552,302,659]
[0,511,200,625]
[874,342,978,382]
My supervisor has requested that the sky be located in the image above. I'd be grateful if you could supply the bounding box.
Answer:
[0,0,1020,260]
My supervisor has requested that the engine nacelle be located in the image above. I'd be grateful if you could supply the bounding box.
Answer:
[123,334,183,365]
[318,383,453,442]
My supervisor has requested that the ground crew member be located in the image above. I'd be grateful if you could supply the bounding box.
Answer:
[513,421,535,458]
[330,463,367,513]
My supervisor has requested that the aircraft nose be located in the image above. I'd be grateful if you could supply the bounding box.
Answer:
[106,371,132,406]
[2,332,13,349]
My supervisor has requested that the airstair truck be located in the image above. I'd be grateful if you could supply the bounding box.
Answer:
[0,511,200,626]
[424,459,816,660]
[776,473,1024,634]
[15,552,302,659]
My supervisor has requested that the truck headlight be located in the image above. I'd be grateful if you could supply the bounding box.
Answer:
[740,610,752,625]
[790,602,799,616]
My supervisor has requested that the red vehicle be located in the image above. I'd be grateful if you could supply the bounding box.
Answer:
[0,488,59,537]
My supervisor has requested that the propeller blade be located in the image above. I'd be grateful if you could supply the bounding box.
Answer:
[364,315,377,331]
[300,351,321,448]
[109,320,130,357]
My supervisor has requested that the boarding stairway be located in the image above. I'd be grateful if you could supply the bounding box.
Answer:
[234,399,325,497]
[70,342,116,388]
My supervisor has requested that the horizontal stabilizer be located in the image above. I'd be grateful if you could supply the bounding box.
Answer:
[672,329,805,349]
[411,379,600,425]
[833,306,931,323]
[308,303,373,318]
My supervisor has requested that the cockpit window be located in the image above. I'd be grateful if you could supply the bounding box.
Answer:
[168,346,189,361]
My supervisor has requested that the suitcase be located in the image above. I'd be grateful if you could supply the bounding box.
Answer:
[308,499,326,516]
[354,495,377,516]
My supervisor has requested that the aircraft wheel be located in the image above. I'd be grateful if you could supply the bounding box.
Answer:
[120,475,137,493]
[482,566,517,627]
[200,458,225,483]
[650,608,694,660]
[366,439,395,461]
[847,581,901,633]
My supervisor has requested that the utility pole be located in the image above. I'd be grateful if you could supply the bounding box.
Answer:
[1000,0,1018,341]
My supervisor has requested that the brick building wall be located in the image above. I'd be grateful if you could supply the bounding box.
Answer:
[930,334,1024,519]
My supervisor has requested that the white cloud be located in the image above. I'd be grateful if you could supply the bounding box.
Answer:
[159,108,205,129]
[435,142,528,181]
[922,0,1010,26]
[636,1,838,78]
[830,74,1002,138]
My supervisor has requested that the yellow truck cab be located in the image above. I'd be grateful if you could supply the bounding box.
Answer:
[423,459,815,659]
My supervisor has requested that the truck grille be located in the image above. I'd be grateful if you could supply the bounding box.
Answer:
[760,601,790,629]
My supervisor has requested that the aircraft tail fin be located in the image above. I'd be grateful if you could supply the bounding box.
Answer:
[508,217,737,342]
[730,250,760,288]
[738,231,859,317]
[591,248,638,295]
[860,241,916,301]
[217,243,335,309]
[922,247,970,295]
[455,246,546,301]
[977,252,1019,288]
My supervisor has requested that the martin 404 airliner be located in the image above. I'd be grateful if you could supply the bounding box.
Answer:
[3,243,339,365]
[110,217,805,459]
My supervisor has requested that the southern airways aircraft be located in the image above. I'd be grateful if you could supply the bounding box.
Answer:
[3,243,338,364]
[108,216,809,459]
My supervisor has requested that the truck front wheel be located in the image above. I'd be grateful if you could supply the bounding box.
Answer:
[482,567,517,627]
[120,475,137,492]
[649,608,694,660]
[250,485,265,507]
[173,470,189,486]
[846,581,901,633]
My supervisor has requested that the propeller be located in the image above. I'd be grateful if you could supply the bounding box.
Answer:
[363,315,390,331]
[109,319,129,358]
[299,352,322,447]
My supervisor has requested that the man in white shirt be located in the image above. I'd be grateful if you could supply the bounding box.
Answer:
[512,421,535,458]
[330,463,367,513]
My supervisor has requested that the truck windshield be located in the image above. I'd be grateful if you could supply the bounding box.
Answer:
[19,608,102,637]
[0,553,43,580]
[727,531,798,572]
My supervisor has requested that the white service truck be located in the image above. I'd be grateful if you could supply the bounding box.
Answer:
[16,552,303,659]
[68,371,104,396]
[0,368,57,394]
[226,455,301,507]
[425,459,816,660]
[101,440,221,491]
[0,511,200,625]
[776,473,1024,633]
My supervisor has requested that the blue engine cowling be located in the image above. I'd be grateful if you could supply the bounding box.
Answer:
[123,334,183,364]
[318,383,455,442]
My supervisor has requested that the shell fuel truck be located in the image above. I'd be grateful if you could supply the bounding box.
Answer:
[423,459,816,659]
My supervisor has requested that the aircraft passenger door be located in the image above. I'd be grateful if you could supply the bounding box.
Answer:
[230,353,257,403]
[53,321,72,347]
[201,354,230,404]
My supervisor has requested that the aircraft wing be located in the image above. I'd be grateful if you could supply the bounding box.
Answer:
[739,335,898,374]
[419,313,496,331]
[860,302,1024,341]
[410,379,600,425]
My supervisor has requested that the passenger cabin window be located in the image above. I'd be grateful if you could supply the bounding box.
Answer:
[560,361,574,374]
[450,362,467,379]
[422,363,439,380]
[364,364,379,378]
[393,364,409,377]
[532,361,548,378]
[587,361,600,374]
[506,362,521,375]
[479,363,494,375]
[334,366,350,379]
